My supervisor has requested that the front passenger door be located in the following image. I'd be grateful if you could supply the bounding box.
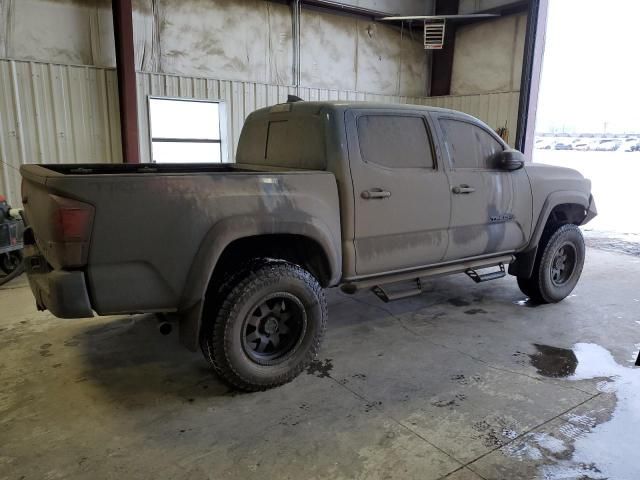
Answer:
[433,116,532,261]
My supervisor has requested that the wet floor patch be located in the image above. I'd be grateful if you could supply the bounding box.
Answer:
[585,236,640,257]
[305,358,333,378]
[464,308,487,315]
[448,298,471,307]
[513,298,542,308]
[529,344,578,378]
[507,343,640,479]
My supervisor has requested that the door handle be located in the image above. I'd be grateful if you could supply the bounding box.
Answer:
[452,185,475,194]
[361,189,392,200]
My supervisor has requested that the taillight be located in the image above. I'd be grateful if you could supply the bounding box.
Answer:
[49,195,94,268]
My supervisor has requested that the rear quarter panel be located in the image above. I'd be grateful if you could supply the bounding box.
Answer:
[39,170,341,315]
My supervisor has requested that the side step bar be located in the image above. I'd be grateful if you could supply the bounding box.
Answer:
[465,263,506,283]
[343,255,514,292]
[343,255,514,303]
[372,279,423,302]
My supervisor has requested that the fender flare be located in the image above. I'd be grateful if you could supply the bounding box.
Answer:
[528,190,590,249]
[177,213,341,351]
[509,190,590,279]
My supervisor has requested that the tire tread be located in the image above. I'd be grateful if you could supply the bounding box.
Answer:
[201,260,327,392]
[517,223,584,304]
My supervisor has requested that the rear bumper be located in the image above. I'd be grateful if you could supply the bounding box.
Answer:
[22,226,93,319]
[26,269,93,319]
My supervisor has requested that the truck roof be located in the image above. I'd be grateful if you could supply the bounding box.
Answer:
[256,100,472,118]
[238,100,497,171]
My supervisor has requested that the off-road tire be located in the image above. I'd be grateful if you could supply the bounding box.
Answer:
[517,224,585,304]
[516,275,541,302]
[200,260,327,392]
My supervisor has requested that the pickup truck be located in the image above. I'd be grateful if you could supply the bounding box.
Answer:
[20,100,597,391]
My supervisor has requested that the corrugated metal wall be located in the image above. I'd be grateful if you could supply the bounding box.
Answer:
[0,59,122,205]
[0,58,519,206]
[424,90,521,146]
[137,71,520,163]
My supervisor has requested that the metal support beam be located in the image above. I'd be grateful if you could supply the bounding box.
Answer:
[113,0,140,164]
[291,0,301,93]
[516,0,548,158]
[429,0,459,96]
[299,0,388,20]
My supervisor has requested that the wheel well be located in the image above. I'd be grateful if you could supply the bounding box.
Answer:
[509,203,586,279]
[211,234,332,290]
[545,203,588,230]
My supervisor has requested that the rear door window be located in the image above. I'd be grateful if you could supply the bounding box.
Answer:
[357,115,434,169]
[439,119,504,169]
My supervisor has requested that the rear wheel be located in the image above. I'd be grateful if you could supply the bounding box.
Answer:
[517,224,585,304]
[201,260,327,391]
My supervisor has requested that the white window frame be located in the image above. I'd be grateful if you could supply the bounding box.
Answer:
[147,96,229,163]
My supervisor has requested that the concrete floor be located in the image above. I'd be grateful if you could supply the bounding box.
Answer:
[1,247,639,480]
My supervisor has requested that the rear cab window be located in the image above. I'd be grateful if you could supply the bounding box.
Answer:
[357,115,435,169]
[438,118,504,169]
[236,110,327,170]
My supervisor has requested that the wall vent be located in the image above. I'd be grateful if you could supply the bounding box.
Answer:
[424,20,446,50]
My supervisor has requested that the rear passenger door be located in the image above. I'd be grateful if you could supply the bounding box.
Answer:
[432,114,531,261]
[347,109,451,276]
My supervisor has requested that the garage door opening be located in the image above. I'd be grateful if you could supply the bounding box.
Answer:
[148,97,225,163]
[534,0,640,244]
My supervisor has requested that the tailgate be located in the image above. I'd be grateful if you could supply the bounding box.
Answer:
[21,165,95,271]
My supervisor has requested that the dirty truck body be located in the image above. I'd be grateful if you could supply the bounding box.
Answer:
[20,101,596,391]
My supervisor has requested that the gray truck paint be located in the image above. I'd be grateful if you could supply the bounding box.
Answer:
[20,101,596,351]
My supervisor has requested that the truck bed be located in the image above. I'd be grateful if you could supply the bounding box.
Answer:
[20,163,342,318]
[26,162,282,176]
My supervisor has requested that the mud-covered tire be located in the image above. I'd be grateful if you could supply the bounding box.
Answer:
[517,224,585,304]
[516,275,542,303]
[200,260,327,392]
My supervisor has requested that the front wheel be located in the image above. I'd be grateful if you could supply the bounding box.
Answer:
[201,260,327,392]
[517,224,585,304]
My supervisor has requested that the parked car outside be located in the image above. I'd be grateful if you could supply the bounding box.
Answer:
[572,140,592,151]
[594,139,621,151]
[535,138,556,150]
[554,139,574,150]
[620,138,640,152]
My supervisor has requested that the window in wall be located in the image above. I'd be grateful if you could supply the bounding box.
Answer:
[149,98,224,163]
[357,115,434,169]
[439,119,503,169]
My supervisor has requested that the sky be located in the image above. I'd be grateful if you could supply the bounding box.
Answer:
[535,0,640,134]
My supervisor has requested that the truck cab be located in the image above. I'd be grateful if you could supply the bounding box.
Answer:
[237,102,535,280]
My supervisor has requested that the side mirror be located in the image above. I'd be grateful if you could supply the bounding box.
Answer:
[494,150,525,171]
